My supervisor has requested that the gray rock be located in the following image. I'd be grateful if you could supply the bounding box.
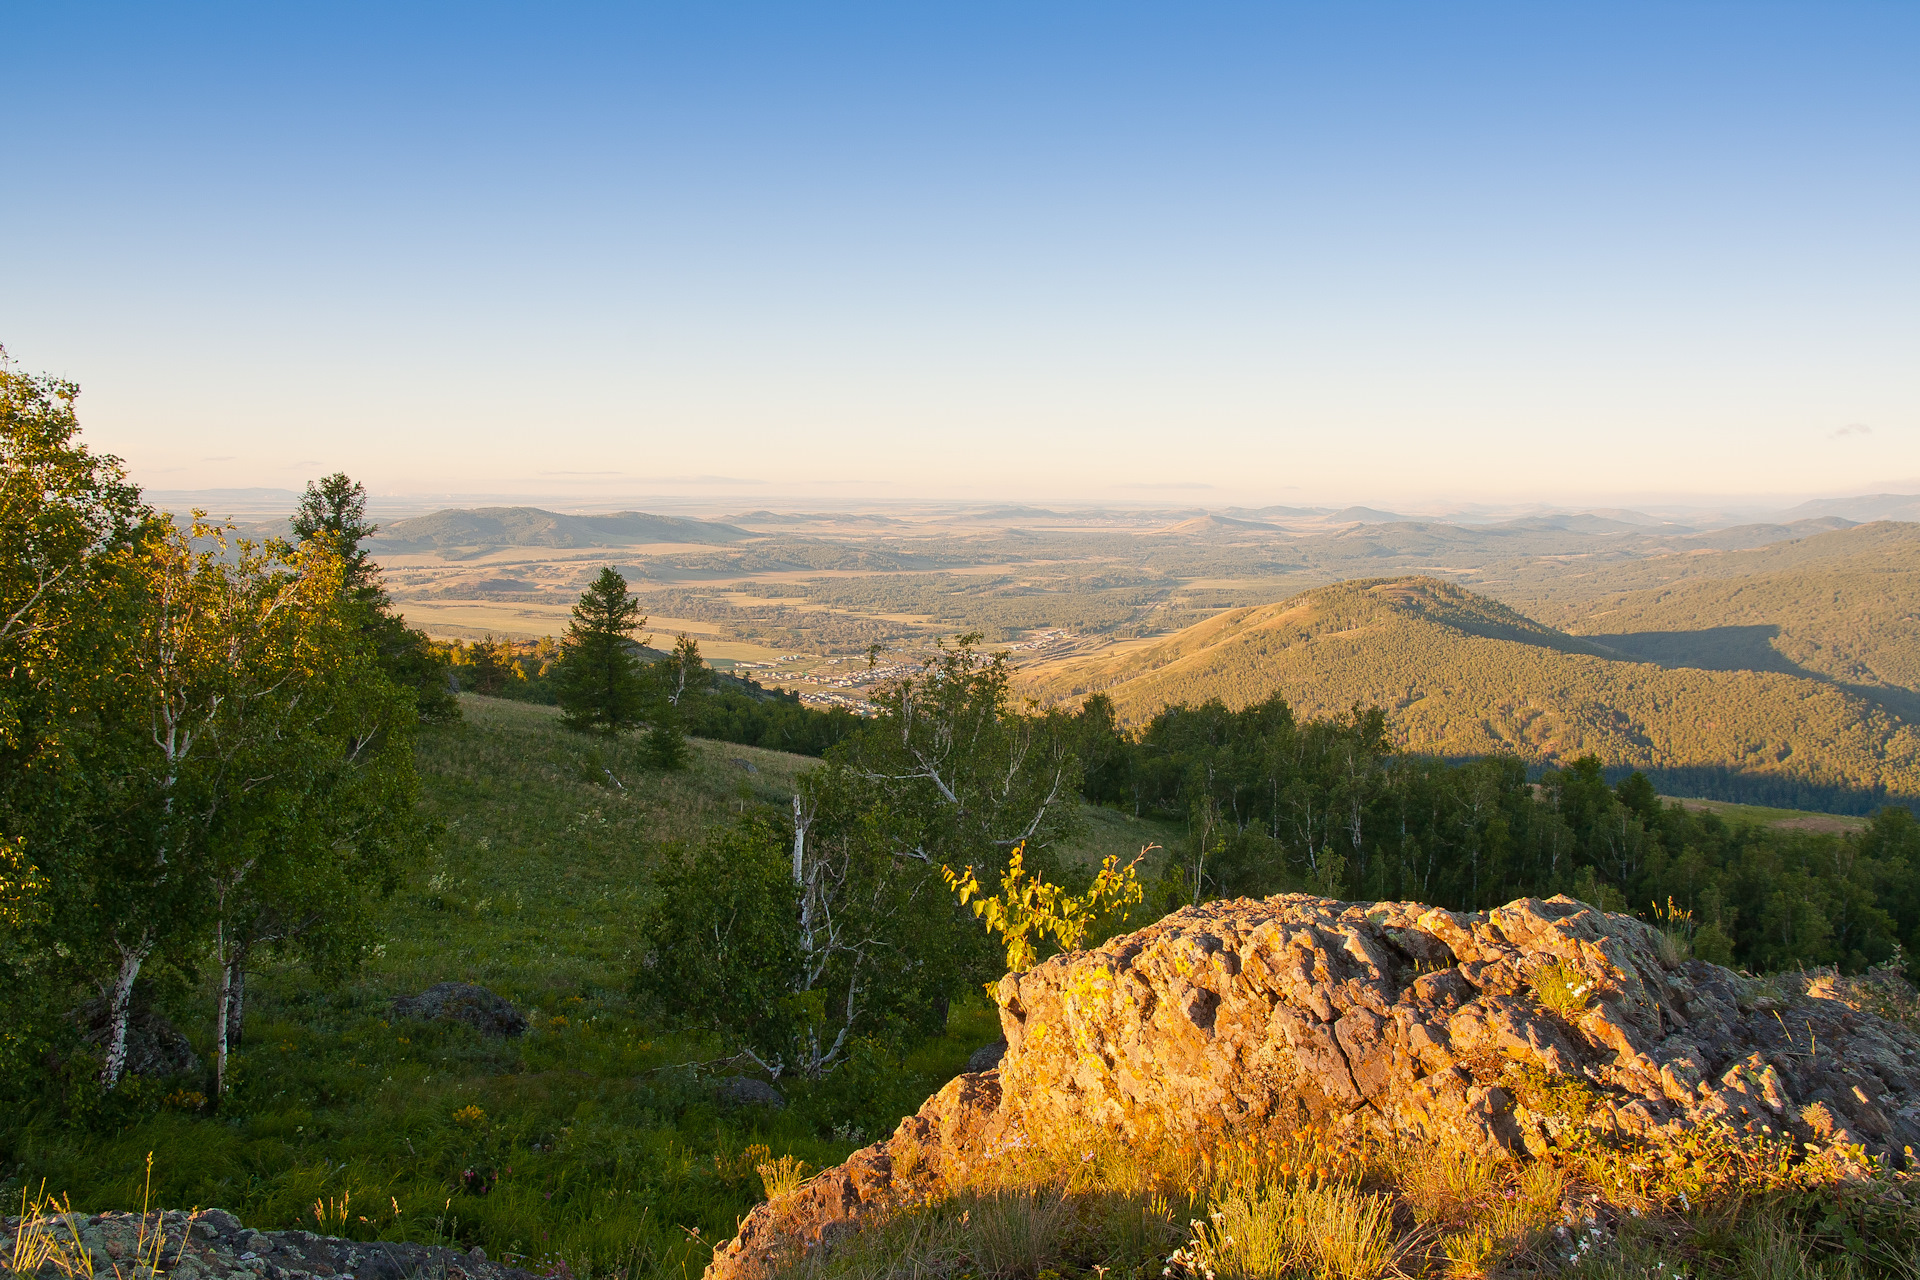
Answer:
[0,1211,536,1280]
[74,999,200,1077]
[713,1077,786,1109]
[390,983,528,1038]
[197,1209,243,1237]
[964,1039,1006,1074]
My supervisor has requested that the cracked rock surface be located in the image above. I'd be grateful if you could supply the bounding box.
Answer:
[707,893,1920,1280]
[2,1208,535,1280]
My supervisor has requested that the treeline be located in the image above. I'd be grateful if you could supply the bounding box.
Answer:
[1069,693,1920,976]
[435,633,861,757]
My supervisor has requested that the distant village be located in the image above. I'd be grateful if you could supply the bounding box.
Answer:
[729,629,1077,713]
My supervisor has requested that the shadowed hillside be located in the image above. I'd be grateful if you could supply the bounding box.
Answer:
[1519,543,1920,726]
[1024,576,1920,810]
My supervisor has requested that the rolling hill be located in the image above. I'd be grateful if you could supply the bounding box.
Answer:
[1023,576,1920,811]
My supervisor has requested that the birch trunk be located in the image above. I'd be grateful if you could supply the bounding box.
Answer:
[100,939,148,1087]
[215,921,233,1098]
[225,951,248,1048]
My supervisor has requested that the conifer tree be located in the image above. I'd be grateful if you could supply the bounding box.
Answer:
[554,567,649,735]
[289,473,457,721]
[643,634,701,768]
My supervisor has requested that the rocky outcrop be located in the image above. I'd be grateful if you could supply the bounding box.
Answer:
[1,1207,534,1280]
[707,893,1920,1280]
[390,983,527,1038]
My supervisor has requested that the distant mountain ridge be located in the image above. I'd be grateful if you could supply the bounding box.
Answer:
[373,506,753,551]
[1780,493,1920,523]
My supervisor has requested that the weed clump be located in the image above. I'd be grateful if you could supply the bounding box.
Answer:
[1531,960,1594,1017]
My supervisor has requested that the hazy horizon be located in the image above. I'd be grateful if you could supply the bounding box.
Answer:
[6,4,1916,504]
[137,483,1919,529]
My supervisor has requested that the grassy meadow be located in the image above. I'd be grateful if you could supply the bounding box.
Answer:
[11,696,1174,1277]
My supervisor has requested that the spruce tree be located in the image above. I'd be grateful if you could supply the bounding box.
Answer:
[290,473,458,721]
[555,567,649,734]
[643,634,701,769]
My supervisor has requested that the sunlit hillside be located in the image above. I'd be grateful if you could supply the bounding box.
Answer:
[1023,576,1920,809]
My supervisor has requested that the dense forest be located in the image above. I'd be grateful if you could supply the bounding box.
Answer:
[1065,692,1920,977]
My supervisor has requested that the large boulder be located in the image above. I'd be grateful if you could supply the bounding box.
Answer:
[706,893,1920,1280]
[994,893,1920,1156]
[75,1000,199,1078]
[390,983,528,1038]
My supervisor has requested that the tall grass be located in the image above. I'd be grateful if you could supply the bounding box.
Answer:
[766,1101,1920,1280]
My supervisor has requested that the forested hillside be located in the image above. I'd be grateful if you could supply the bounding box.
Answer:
[1026,576,1920,810]
[1501,526,1920,726]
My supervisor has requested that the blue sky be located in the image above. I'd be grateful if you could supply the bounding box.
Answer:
[3,3,1915,507]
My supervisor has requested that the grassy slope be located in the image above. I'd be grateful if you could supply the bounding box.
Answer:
[10,699,1085,1277]
[1662,795,1870,834]
[1023,577,1920,806]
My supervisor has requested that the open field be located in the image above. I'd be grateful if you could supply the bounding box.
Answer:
[1664,796,1872,834]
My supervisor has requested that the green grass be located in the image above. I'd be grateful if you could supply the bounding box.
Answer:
[0,696,1005,1279]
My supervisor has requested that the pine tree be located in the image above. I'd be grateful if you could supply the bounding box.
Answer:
[554,567,649,735]
[289,473,377,596]
[289,473,458,721]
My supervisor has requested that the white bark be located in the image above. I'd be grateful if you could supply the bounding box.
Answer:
[100,937,149,1087]
[215,920,233,1099]
[226,952,247,1047]
[791,794,808,887]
